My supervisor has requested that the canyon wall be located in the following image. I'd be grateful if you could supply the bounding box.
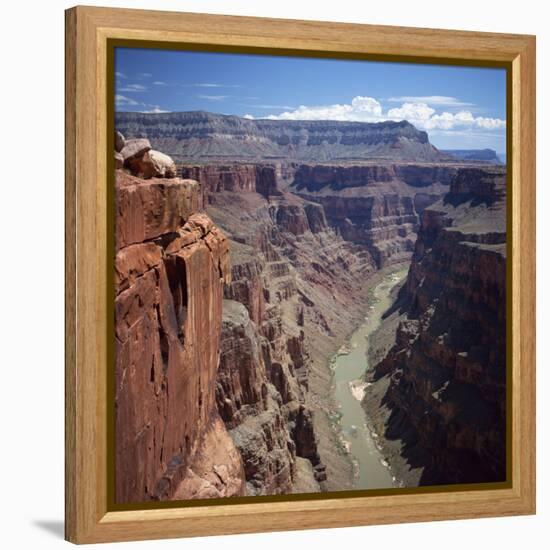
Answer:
[290,163,460,268]
[114,170,246,503]
[183,160,460,271]
[363,166,507,485]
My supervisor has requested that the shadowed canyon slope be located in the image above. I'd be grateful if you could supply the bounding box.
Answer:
[115,111,450,162]
[363,166,507,485]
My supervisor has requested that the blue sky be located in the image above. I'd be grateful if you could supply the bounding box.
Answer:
[115,48,507,152]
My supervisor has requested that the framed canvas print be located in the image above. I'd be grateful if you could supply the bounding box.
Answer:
[65,6,536,544]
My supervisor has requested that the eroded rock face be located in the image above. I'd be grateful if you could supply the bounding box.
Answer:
[364,166,507,485]
[114,115,507,495]
[114,170,245,504]
[291,164,457,192]
[115,173,200,249]
[290,163,458,268]
[216,300,300,494]
[180,164,282,206]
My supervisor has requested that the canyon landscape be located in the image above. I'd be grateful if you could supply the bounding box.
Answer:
[113,50,507,504]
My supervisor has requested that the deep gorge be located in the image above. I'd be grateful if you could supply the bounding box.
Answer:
[113,117,506,502]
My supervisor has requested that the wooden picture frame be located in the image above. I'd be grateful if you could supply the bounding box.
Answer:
[65,5,536,544]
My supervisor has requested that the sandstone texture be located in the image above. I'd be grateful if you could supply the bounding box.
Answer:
[180,164,281,206]
[114,169,245,503]
[115,173,200,249]
[363,166,507,485]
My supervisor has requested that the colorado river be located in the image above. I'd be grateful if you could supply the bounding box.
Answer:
[332,268,408,490]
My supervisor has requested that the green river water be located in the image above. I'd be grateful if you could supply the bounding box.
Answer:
[331,268,408,490]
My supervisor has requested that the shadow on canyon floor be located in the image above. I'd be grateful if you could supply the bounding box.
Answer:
[380,284,410,322]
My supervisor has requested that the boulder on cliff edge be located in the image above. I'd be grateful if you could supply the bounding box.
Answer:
[121,138,151,164]
[129,149,177,179]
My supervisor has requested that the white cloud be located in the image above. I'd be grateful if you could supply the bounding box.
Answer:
[115,94,139,106]
[243,114,254,119]
[118,83,148,93]
[115,71,126,79]
[385,102,504,131]
[387,95,474,107]
[387,102,435,121]
[140,107,170,114]
[115,95,169,113]
[195,83,225,88]
[266,96,383,122]
[258,95,505,135]
[246,104,296,110]
[197,94,228,101]
[423,110,506,131]
[153,81,168,86]
[186,83,241,88]
[138,72,152,78]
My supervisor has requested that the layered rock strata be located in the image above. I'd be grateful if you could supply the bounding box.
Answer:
[290,163,460,268]
[114,170,246,503]
[216,300,310,494]
[180,163,280,206]
[363,166,507,485]
[115,111,450,162]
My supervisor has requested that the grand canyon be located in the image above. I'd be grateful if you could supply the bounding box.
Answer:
[113,110,506,503]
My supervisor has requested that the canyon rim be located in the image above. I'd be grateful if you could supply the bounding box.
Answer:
[112,49,507,504]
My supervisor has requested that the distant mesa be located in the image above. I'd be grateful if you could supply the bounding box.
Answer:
[115,110,450,163]
[441,149,503,164]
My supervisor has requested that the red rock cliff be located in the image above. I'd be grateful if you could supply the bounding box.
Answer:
[114,170,246,503]
[180,163,281,206]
